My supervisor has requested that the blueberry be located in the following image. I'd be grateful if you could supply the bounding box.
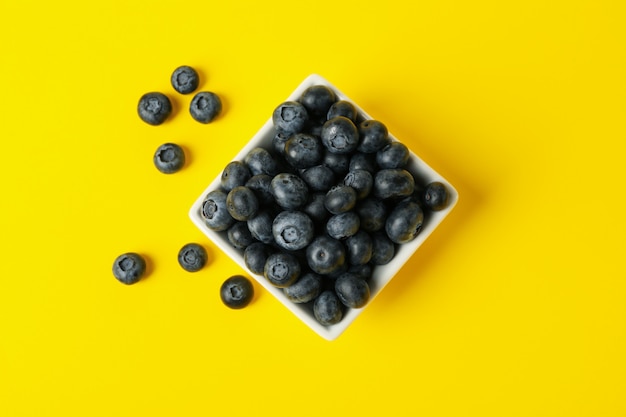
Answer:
[355,198,387,233]
[272,131,291,156]
[190,91,221,123]
[245,174,275,206]
[422,181,449,211]
[177,243,208,272]
[335,273,370,308]
[270,173,309,209]
[327,100,358,122]
[264,252,301,288]
[247,209,276,244]
[226,186,259,221]
[221,161,251,192]
[244,242,273,275]
[345,230,373,266]
[349,152,377,174]
[299,85,336,118]
[112,252,146,285]
[326,211,360,240]
[137,92,172,126]
[324,185,357,214]
[272,211,315,251]
[373,169,415,200]
[322,150,350,177]
[300,165,336,192]
[376,142,410,169]
[357,120,389,153]
[321,116,359,154]
[171,65,199,94]
[343,170,373,200]
[245,147,279,177]
[202,189,235,231]
[306,235,346,275]
[227,221,256,250]
[220,275,254,309]
[313,290,343,326]
[302,192,330,227]
[385,200,424,244]
[283,272,323,303]
[153,143,185,174]
[272,101,309,134]
[370,232,395,265]
[284,133,323,169]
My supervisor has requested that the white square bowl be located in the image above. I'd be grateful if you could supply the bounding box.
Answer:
[189,74,458,340]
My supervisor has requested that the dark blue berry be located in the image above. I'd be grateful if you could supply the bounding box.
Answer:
[221,161,251,192]
[220,275,254,309]
[422,181,449,211]
[244,242,273,275]
[306,235,346,275]
[284,133,323,169]
[299,85,336,118]
[177,243,208,272]
[247,209,276,244]
[264,252,301,288]
[327,100,358,122]
[202,189,235,231]
[283,272,323,303]
[112,253,146,285]
[270,173,309,209]
[385,200,424,244]
[345,230,373,266]
[324,185,357,214]
[357,120,389,153]
[227,221,255,250]
[154,143,185,174]
[376,142,410,169]
[343,170,373,200]
[335,273,370,308]
[245,174,275,206]
[321,116,359,154]
[171,65,199,94]
[313,290,343,325]
[273,101,309,134]
[272,211,315,251]
[190,91,221,123]
[373,169,415,199]
[370,232,395,265]
[355,198,387,233]
[300,165,336,192]
[326,211,360,240]
[138,92,171,126]
[245,147,279,176]
[226,186,259,221]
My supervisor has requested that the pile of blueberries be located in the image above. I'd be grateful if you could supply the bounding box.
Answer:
[113,66,254,310]
[201,84,449,325]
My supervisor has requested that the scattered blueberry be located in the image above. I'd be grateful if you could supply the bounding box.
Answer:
[370,232,395,265]
[112,253,146,285]
[190,91,222,123]
[247,209,276,244]
[154,143,185,174]
[138,92,172,126]
[345,230,373,266]
[220,275,254,309]
[171,65,199,94]
[177,243,208,272]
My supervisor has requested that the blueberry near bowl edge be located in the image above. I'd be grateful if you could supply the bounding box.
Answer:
[188,74,458,340]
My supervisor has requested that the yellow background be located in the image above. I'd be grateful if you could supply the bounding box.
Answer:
[1,0,625,416]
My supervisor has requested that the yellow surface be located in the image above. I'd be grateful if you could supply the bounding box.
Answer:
[1,0,625,416]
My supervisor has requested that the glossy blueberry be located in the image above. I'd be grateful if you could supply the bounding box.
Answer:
[349,152,377,174]
[370,231,395,265]
[247,210,275,244]
[322,150,350,177]
[245,147,279,176]
[171,65,199,94]
[423,181,449,211]
[326,211,360,240]
[306,235,346,275]
[327,100,358,122]
[244,242,273,275]
[227,221,255,250]
[313,290,343,325]
[345,230,373,266]
[321,116,359,154]
[112,252,146,285]
[355,198,387,233]
[357,120,389,153]
[299,85,336,118]
[300,165,336,192]
[221,161,251,192]
[385,200,424,244]
[153,143,185,174]
[272,211,315,251]
[376,142,410,169]
[201,189,235,231]
[302,193,330,227]
[245,174,275,206]
[283,272,323,303]
[284,133,323,169]
[177,243,208,272]
[190,91,221,123]
[137,92,172,126]
[220,275,254,309]
[270,173,309,209]
[273,101,309,134]
[373,169,415,199]
[335,273,370,308]
[226,186,259,221]
[324,185,357,214]
[264,252,301,288]
[343,170,373,200]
